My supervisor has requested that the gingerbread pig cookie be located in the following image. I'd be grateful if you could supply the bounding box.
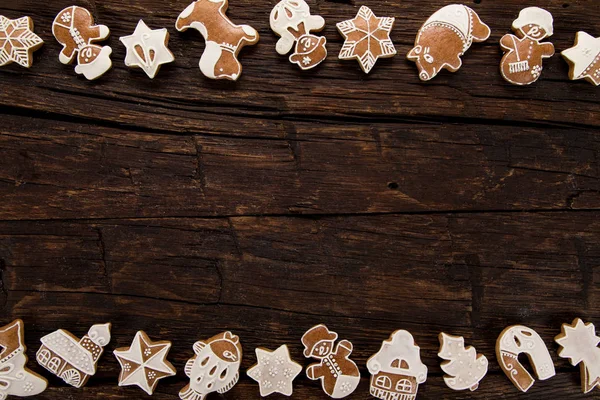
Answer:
[337,6,396,74]
[496,325,555,392]
[120,20,175,79]
[176,0,259,81]
[180,331,242,400]
[37,323,111,388]
[408,4,491,81]
[500,7,555,85]
[270,0,327,70]
[52,6,112,80]
[302,324,360,398]
[562,32,600,86]
[247,345,302,397]
[0,16,44,68]
[0,320,48,399]
[438,333,488,391]
[555,318,600,393]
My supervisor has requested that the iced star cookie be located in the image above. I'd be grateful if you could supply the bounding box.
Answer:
[114,331,176,395]
[120,20,175,79]
[0,16,44,68]
[438,333,488,391]
[407,4,491,81]
[247,345,302,397]
[336,6,396,74]
[52,6,112,80]
[176,0,259,81]
[562,32,600,86]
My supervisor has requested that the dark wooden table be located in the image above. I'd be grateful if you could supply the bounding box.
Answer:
[1,0,599,399]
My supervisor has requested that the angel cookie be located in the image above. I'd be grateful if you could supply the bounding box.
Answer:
[120,20,175,79]
[52,6,112,80]
[247,345,302,396]
[562,32,600,86]
[302,324,360,398]
[0,16,44,68]
[500,7,555,85]
[176,0,259,81]
[0,320,48,399]
[407,4,490,81]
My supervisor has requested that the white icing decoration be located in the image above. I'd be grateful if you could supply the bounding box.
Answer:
[120,20,175,79]
[438,333,488,391]
[0,16,44,68]
[270,0,325,55]
[247,345,302,397]
[562,32,600,85]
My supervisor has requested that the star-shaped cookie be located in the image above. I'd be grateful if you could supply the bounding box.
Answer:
[120,20,175,79]
[562,31,600,86]
[114,331,176,395]
[0,16,44,68]
[336,6,396,73]
[247,345,302,397]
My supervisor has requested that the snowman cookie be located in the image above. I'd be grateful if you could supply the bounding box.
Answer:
[562,32,600,86]
[52,6,112,80]
[0,16,44,68]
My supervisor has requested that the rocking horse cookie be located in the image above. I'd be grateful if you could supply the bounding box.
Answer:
[176,0,259,81]
[562,32,600,86]
[500,7,555,85]
[0,16,44,68]
[270,0,327,70]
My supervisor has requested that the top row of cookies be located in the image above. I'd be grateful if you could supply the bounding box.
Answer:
[1,1,598,86]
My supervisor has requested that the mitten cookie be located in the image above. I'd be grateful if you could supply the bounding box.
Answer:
[120,20,175,79]
[247,345,302,397]
[0,16,44,68]
[562,32,600,86]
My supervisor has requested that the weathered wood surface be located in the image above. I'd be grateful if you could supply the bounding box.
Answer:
[0,0,599,398]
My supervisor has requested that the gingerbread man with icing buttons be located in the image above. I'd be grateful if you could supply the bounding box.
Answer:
[500,7,555,85]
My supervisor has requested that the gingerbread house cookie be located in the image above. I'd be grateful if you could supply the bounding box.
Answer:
[37,323,111,388]
[247,344,302,397]
[562,32,600,86]
[0,16,44,68]
[120,20,175,79]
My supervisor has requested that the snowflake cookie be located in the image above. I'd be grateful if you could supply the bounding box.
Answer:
[247,345,302,397]
[0,16,44,68]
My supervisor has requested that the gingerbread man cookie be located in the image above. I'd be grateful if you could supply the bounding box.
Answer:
[37,323,111,388]
[0,16,44,68]
[562,32,600,86]
[555,318,600,393]
[247,345,302,397]
[500,7,555,85]
[176,0,259,81]
[52,6,112,80]
[496,325,555,392]
[0,320,48,399]
[407,4,491,81]
[120,20,175,79]
[302,324,360,398]
[270,0,327,70]
[438,333,488,391]
[180,331,242,400]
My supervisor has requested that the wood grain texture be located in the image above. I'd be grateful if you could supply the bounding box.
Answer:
[0,0,599,398]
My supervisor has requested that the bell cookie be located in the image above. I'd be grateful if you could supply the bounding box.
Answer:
[336,6,396,74]
[496,325,555,392]
[407,4,491,81]
[180,331,242,400]
[37,323,111,388]
[500,7,555,86]
[247,344,302,397]
[562,32,600,86]
[270,0,327,70]
[438,332,487,391]
[367,330,427,400]
[52,6,112,80]
[555,318,600,393]
[0,16,44,68]
[114,331,176,395]
[302,324,360,398]
[120,20,175,79]
[176,0,259,81]
[0,320,48,398]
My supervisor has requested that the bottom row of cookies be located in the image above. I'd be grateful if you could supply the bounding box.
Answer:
[0,318,597,398]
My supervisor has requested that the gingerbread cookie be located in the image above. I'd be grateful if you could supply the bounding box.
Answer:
[496,325,555,392]
[180,331,242,400]
[555,318,600,393]
[0,320,48,398]
[247,345,302,397]
[438,333,487,391]
[37,323,111,388]
[52,6,112,80]
[114,331,176,395]
[500,7,555,85]
[336,6,396,74]
[408,4,490,81]
[562,32,600,86]
[367,330,427,400]
[270,0,327,70]
[302,324,360,398]
[120,20,175,79]
[176,0,259,81]
[0,16,44,68]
